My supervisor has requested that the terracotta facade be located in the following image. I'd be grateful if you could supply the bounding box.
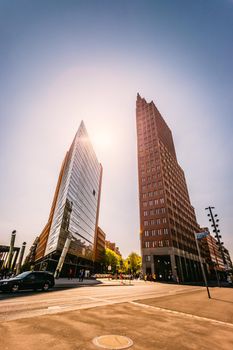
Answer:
[136,94,203,282]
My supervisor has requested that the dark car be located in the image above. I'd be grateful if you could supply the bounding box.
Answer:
[0,271,55,292]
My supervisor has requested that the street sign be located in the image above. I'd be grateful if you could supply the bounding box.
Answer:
[195,231,209,240]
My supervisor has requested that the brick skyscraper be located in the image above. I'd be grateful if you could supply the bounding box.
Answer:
[136,94,203,282]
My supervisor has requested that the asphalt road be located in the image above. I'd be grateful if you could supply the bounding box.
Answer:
[0,281,233,350]
[0,281,201,322]
[1,283,233,350]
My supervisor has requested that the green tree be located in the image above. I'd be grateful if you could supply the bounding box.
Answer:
[103,248,121,273]
[126,252,142,274]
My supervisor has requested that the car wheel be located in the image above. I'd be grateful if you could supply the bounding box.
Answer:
[11,284,19,293]
[42,282,50,291]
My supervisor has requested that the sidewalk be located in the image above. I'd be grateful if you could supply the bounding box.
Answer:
[54,278,101,288]
[96,278,143,286]
[1,289,233,350]
[54,278,144,288]
[136,287,233,324]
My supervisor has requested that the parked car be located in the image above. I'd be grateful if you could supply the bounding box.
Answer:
[0,271,55,292]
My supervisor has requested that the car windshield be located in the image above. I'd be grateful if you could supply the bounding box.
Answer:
[15,271,31,278]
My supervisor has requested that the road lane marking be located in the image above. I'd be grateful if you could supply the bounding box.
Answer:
[47,306,62,310]
[129,301,233,328]
[0,285,204,322]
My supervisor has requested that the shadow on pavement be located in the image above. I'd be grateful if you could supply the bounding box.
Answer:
[0,281,103,301]
[211,297,233,304]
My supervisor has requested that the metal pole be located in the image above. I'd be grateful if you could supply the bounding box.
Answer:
[16,242,26,275]
[206,207,226,266]
[195,237,211,298]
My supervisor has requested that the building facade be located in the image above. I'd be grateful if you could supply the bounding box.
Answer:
[0,245,20,273]
[223,248,233,272]
[35,121,102,276]
[35,153,69,262]
[93,226,106,274]
[199,228,233,279]
[94,226,106,263]
[136,93,203,282]
[105,240,121,257]
[24,237,39,267]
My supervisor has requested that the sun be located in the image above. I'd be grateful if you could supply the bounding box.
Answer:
[91,130,115,153]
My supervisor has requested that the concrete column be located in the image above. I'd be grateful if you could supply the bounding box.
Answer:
[16,242,26,275]
[142,253,146,274]
[170,254,178,282]
[3,252,8,265]
[176,252,184,283]
[192,260,198,281]
[6,230,16,270]
[11,250,19,271]
[184,255,189,281]
[150,255,154,274]
[54,233,73,278]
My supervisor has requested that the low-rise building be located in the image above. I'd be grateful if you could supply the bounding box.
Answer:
[199,227,232,277]
[24,237,39,266]
[94,227,106,262]
[105,240,121,256]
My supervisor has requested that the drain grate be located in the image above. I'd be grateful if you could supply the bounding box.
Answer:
[92,335,133,349]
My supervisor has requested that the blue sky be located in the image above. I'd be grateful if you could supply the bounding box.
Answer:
[0,0,233,258]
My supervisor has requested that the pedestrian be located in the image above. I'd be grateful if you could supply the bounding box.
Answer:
[78,270,82,282]
[227,274,233,286]
[68,268,73,280]
[79,269,84,282]
[82,270,85,281]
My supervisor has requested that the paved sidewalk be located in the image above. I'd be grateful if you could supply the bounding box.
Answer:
[54,278,144,288]
[136,287,233,324]
[96,278,144,286]
[1,297,233,350]
[54,278,101,288]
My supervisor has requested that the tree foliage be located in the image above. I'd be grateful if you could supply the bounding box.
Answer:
[125,252,142,274]
[99,249,142,274]
[103,248,121,273]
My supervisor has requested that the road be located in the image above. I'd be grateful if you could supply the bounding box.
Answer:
[0,280,201,322]
[1,282,233,350]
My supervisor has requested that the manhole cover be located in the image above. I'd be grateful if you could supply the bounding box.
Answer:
[92,335,133,349]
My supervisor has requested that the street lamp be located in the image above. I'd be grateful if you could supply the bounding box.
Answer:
[205,206,227,277]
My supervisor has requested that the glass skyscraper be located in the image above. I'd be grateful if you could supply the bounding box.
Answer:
[35,121,102,276]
